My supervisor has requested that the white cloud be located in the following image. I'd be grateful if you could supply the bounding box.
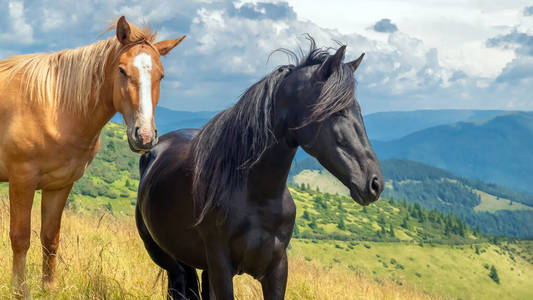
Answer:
[284,0,531,78]
[0,1,33,44]
[0,0,531,113]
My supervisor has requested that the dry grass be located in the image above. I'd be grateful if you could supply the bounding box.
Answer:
[0,195,442,299]
[234,256,441,300]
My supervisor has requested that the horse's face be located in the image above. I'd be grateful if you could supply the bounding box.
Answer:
[112,16,185,153]
[279,46,383,205]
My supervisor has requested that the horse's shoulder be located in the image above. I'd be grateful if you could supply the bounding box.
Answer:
[140,129,198,178]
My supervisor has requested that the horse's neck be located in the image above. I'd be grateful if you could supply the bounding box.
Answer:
[64,70,117,147]
[81,99,116,139]
[248,136,298,199]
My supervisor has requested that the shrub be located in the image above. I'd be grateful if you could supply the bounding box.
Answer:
[103,202,113,213]
[489,265,500,284]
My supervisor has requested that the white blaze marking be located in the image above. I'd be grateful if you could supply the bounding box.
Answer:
[133,53,153,143]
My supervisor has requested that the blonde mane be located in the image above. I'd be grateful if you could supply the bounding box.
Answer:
[0,20,157,114]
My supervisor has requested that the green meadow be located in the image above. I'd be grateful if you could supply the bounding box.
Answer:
[0,122,531,299]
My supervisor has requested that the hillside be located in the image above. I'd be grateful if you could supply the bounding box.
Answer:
[291,159,533,238]
[2,123,527,239]
[50,123,488,244]
[0,195,531,300]
[290,184,478,244]
[0,123,531,299]
[373,112,533,194]
[0,122,143,215]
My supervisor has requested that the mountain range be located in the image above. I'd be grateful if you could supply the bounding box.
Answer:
[372,112,533,194]
[114,107,533,195]
[364,109,509,141]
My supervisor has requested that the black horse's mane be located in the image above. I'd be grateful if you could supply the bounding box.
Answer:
[191,37,357,224]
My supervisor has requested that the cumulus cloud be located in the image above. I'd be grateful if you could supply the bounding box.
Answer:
[0,0,531,112]
[179,2,463,111]
[0,0,33,45]
[487,30,533,56]
[373,18,398,33]
[524,6,533,16]
[485,27,533,97]
[231,2,296,20]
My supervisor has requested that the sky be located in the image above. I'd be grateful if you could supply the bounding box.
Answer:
[0,0,532,114]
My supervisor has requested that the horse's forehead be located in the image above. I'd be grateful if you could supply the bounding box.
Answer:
[120,44,161,67]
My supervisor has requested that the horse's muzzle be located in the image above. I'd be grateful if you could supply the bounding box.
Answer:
[128,127,158,153]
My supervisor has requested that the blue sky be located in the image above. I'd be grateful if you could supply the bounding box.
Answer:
[0,0,532,114]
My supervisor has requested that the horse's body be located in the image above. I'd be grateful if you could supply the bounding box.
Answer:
[0,16,185,298]
[137,40,384,300]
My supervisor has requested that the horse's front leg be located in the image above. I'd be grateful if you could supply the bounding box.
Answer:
[40,184,72,289]
[260,251,288,300]
[204,246,234,300]
[9,170,38,299]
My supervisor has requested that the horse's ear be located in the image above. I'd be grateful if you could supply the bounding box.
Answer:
[314,45,346,82]
[347,53,365,72]
[154,35,186,56]
[116,16,132,45]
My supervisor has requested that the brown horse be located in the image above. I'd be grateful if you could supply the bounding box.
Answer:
[0,16,184,298]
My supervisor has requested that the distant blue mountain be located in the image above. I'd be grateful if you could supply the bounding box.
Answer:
[364,109,508,141]
[118,108,511,141]
[111,107,217,134]
[115,108,533,195]
[373,112,533,194]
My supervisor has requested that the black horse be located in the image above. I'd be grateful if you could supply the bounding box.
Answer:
[136,39,384,300]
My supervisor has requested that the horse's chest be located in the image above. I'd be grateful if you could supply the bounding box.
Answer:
[38,148,97,190]
[0,147,8,181]
[232,199,295,277]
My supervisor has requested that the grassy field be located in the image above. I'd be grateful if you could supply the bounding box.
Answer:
[0,194,531,299]
[291,240,533,300]
[473,190,533,212]
[0,195,450,300]
[293,170,349,196]
[0,123,531,299]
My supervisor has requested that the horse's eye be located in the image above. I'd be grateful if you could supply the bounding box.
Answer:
[119,67,128,77]
[337,135,351,149]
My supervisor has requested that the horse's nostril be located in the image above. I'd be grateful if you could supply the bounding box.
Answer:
[134,127,140,139]
[370,176,380,195]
